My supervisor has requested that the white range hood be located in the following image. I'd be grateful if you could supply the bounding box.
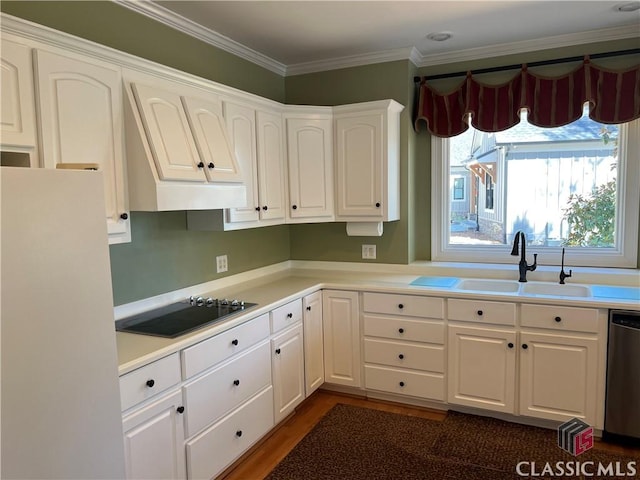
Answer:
[124,81,247,211]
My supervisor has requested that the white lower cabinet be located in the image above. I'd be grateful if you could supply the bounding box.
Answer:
[272,323,305,424]
[303,291,324,396]
[186,386,274,480]
[122,389,187,480]
[322,290,361,388]
[448,324,517,413]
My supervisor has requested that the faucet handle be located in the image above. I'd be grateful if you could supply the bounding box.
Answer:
[529,253,538,271]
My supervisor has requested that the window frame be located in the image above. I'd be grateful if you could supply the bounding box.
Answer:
[452,176,465,201]
[431,119,640,268]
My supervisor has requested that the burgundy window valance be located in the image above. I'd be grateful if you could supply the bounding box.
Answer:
[414,57,640,138]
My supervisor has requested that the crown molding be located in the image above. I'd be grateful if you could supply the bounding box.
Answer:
[413,24,640,68]
[114,0,287,76]
[111,2,639,75]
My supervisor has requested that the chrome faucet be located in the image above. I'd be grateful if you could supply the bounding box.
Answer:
[510,231,537,282]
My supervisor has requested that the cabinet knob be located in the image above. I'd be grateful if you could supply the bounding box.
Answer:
[197,162,204,168]
[398,354,404,359]
[477,310,484,316]
[176,406,185,414]
[231,339,239,346]
[398,304,404,309]
[399,381,405,387]
[275,348,281,355]
[255,206,261,211]
[555,316,562,322]
[306,306,311,311]
[262,206,268,211]
[508,343,514,349]
[208,162,215,169]
[287,313,293,318]
[292,205,298,210]
[375,202,381,208]
[522,344,528,349]
[398,328,404,334]
[233,379,240,386]
[120,212,128,220]
[236,430,243,437]
[146,379,155,388]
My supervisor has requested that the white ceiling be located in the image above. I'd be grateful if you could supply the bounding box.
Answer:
[120,1,640,75]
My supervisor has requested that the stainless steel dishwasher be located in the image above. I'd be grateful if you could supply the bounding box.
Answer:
[603,310,640,445]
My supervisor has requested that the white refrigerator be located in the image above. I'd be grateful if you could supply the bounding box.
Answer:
[1,167,125,479]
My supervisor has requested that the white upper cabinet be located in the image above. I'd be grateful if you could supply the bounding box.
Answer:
[182,96,242,183]
[131,83,206,182]
[255,109,286,222]
[34,49,130,244]
[285,108,334,222]
[334,100,403,222]
[1,38,37,152]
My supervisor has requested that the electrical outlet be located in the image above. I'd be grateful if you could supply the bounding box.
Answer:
[362,245,376,260]
[216,255,228,273]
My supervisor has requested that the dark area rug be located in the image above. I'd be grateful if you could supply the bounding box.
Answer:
[266,404,639,480]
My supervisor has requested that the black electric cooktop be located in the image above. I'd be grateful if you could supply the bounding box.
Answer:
[115,298,257,338]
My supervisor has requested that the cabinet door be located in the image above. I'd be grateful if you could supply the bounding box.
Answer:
[256,109,286,221]
[322,290,361,388]
[448,324,516,413]
[131,83,206,182]
[519,331,598,424]
[272,323,305,424]
[35,50,129,243]
[286,117,334,220]
[182,95,242,183]
[224,101,259,222]
[1,39,37,148]
[303,291,324,396]
[122,390,186,480]
[335,113,383,219]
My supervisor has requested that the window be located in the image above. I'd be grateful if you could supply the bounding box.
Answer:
[432,107,640,267]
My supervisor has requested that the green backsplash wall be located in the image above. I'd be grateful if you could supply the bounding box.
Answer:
[1,1,290,305]
[285,61,414,264]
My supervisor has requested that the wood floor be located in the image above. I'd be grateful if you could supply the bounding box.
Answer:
[220,390,640,480]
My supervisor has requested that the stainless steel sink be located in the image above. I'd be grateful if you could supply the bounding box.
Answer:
[520,282,591,297]
[455,279,521,293]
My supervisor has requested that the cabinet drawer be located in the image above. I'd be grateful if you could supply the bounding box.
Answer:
[364,314,444,344]
[364,338,445,373]
[364,365,445,401]
[182,313,269,379]
[120,353,181,412]
[186,386,274,480]
[521,304,599,333]
[270,299,303,333]
[448,299,516,326]
[183,341,271,437]
[363,292,444,319]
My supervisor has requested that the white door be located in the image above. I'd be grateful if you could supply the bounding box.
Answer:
[1,39,37,148]
[122,390,186,480]
[256,109,286,221]
[286,117,333,220]
[448,324,517,413]
[181,95,242,183]
[322,290,361,388]
[131,83,206,182]
[303,291,324,395]
[272,324,305,424]
[35,50,129,243]
[519,331,598,424]
[335,113,383,218]
[224,101,259,222]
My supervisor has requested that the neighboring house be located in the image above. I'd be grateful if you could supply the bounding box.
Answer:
[454,111,617,244]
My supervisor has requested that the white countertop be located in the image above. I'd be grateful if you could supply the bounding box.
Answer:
[115,263,640,375]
